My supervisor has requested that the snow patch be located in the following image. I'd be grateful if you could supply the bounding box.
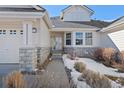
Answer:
[62,54,124,88]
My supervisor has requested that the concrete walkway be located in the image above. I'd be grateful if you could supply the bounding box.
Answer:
[42,59,70,88]
[25,58,70,88]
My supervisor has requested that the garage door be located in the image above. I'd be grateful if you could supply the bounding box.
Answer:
[0,29,23,63]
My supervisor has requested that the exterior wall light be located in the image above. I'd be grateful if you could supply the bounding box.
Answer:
[32,27,37,33]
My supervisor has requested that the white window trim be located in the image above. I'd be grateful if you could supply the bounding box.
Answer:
[74,32,93,47]
[64,32,72,47]
[85,32,93,46]
[64,31,93,47]
[75,32,84,46]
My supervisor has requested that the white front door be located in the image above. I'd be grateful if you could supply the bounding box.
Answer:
[55,37,62,50]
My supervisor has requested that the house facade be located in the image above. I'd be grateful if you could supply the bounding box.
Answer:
[50,5,118,57]
[0,5,124,71]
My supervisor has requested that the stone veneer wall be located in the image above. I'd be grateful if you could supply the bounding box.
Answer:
[64,47,98,58]
[19,47,50,71]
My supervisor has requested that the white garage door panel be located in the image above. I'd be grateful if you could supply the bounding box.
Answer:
[0,29,23,63]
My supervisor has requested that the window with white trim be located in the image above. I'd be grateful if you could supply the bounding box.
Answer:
[85,32,92,45]
[0,30,6,35]
[10,30,16,35]
[20,30,23,35]
[66,33,71,45]
[75,32,83,45]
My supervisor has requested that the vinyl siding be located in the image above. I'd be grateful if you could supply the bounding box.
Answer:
[63,6,91,21]
[108,30,124,51]
[100,32,118,50]
[39,18,50,47]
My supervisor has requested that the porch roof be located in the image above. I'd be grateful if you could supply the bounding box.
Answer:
[51,16,111,29]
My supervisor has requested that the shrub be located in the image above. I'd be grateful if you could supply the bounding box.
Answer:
[5,71,25,88]
[37,55,50,70]
[74,62,86,73]
[93,48,104,61]
[93,48,115,66]
[115,51,124,64]
[81,69,111,88]
[106,75,124,86]
[103,48,115,61]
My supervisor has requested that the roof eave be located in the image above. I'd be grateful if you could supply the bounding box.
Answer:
[32,5,46,12]
[101,21,124,32]
[50,27,100,32]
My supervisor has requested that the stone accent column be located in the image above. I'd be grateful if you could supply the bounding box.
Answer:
[19,47,50,71]
[19,48,37,71]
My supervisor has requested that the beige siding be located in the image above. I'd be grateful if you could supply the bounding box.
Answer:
[63,6,91,21]
[31,18,50,48]
[39,18,50,47]
[108,30,124,51]
[32,19,41,46]
[92,32,101,47]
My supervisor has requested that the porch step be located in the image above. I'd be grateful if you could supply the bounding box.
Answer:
[52,55,62,60]
[51,50,63,60]
[51,50,63,54]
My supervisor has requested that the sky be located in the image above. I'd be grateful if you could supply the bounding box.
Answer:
[43,5,124,21]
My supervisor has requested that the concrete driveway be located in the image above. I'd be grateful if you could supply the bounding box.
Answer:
[0,63,19,76]
[0,63,19,87]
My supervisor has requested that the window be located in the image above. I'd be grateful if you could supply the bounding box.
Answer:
[0,30,6,35]
[85,32,92,45]
[20,30,23,35]
[10,30,16,35]
[66,33,71,45]
[0,30,2,34]
[76,32,83,45]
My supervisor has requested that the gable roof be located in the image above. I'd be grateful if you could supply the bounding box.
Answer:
[0,5,46,12]
[51,16,111,29]
[100,16,124,32]
[61,5,94,15]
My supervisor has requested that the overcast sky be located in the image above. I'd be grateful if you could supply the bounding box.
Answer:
[43,5,124,21]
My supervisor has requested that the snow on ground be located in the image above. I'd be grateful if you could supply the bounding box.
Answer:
[63,55,90,88]
[71,71,90,88]
[62,54,124,88]
[78,58,124,78]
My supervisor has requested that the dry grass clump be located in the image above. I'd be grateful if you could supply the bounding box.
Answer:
[5,71,25,88]
[93,48,104,61]
[106,75,124,86]
[93,48,115,66]
[82,69,111,88]
[37,55,51,70]
[74,62,86,73]
[116,51,124,64]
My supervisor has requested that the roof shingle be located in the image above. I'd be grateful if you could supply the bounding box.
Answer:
[0,7,45,12]
[51,16,111,29]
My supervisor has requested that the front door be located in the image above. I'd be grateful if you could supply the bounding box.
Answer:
[55,37,62,50]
